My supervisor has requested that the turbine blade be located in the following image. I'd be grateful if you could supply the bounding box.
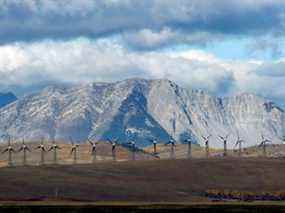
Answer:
[88,133,96,140]
[69,137,74,145]
[87,139,94,145]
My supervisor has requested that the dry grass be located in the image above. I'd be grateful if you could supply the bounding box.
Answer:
[144,143,285,159]
[0,141,155,167]
[0,158,284,202]
[1,141,284,167]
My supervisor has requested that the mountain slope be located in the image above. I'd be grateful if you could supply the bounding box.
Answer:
[0,92,17,108]
[0,78,283,148]
[100,86,171,146]
[144,79,284,148]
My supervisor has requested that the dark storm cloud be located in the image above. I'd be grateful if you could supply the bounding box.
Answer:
[0,0,285,49]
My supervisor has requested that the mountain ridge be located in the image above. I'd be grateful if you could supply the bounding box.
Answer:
[0,78,284,148]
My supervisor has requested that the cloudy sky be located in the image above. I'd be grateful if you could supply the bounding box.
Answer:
[0,0,285,106]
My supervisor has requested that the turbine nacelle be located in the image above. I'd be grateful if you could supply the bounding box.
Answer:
[202,134,212,142]
[165,139,176,146]
[260,134,272,147]
[218,134,230,142]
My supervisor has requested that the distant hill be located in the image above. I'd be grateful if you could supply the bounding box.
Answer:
[0,78,284,148]
[0,92,17,108]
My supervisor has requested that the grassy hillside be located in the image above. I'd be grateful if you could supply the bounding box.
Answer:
[0,158,284,202]
[144,143,285,159]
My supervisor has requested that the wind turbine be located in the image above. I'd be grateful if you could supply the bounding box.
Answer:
[107,138,118,161]
[125,130,138,161]
[35,138,47,165]
[165,138,176,159]
[150,138,158,156]
[69,137,79,164]
[184,138,192,159]
[218,134,230,157]
[234,133,244,157]
[202,135,211,158]
[18,139,31,166]
[1,134,15,167]
[127,140,137,161]
[259,135,272,157]
[48,140,61,164]
[88,138,99,163]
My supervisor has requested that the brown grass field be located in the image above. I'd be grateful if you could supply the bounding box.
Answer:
[0,158,284,202]
[145,143,285,159]
[0,141,156,167]
[0,142,285,212]
[1,141,284,167]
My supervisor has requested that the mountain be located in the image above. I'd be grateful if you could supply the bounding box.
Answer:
[0,92,17,108]
[0,78,283,148]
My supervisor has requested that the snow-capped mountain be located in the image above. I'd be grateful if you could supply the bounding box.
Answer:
[0,78,283,148]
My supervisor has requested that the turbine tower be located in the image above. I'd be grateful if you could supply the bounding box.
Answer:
[259,135,272,157]
[107,138,118,161]
[127,140,137,161]
[218,134,229,157]
[88,139,99,163]
[125,130,137,161]
[18,139,31,166]
[69,137,79,164]
[150,138,158,156]
[1,135,15,167]
[184,138,192,159]
[165,139,176,159]
[234,133,244,157]
[36,138,47,165]
[48,140,61,164]
[202,135,211,158]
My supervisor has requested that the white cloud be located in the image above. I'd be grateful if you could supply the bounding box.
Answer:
[0,38,233,95]
[169,50,219,63]
[0,45,28,71]
[0,37,285,105]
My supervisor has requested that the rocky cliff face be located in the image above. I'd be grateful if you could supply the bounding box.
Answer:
[0,79,283,148]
